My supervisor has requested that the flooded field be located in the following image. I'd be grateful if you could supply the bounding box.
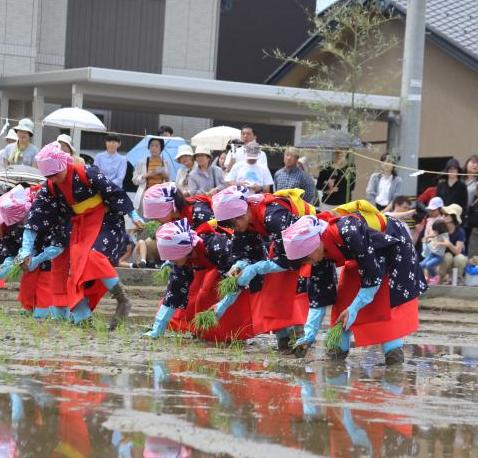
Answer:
[0,297,477,457]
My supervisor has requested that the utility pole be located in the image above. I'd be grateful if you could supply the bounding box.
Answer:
[398,0,427,196]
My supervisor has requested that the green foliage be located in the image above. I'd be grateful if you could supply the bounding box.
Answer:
[193,310,218,332]
[144,220,161,239]
[5,263,22,282]
[325,321,344,351]
[217,276,239,299]
[152,264,171,286]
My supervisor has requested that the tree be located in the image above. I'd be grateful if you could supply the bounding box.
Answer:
[268,0,400,202]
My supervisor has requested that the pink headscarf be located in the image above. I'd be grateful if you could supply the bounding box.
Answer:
[212,185,250,221]
[143,182,177,219]
[155,218,200,260]
[35,142,72,177]
[0,185,32,226]
[282,215,329,260]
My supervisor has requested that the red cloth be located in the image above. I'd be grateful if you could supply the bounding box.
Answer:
[417,186,436,205]
[323,221,418,346]
[17,269,54,311]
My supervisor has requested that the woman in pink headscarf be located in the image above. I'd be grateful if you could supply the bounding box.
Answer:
[0,184,66,318]
[144,218,258,341]
[135,182,215,267]
[281,214,426,365]
[18,142,144,329]
[211,185,312,354]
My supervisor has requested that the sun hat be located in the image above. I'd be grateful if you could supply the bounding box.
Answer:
[442,203,463,224]
[13,118,34,135]
[175,144,194,161]
[426,196,444,211]
[56,134,76,154]
[193,145,212,158]
[5,129,17,142]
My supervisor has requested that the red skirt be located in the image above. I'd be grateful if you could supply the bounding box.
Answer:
[61,205,116,310]
[168,268,309,342]
[332,261,419,346]
[17,269,54,311]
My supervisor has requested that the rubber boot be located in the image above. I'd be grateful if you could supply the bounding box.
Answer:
[382,338,404,366]
[33,307,50,320]
[108,283,132,331]
[49,306,70,320]
[143,305,175,338]
[71,298,92,325]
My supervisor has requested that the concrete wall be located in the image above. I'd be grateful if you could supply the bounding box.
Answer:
[0,0,67,76]
[159,0,221,140]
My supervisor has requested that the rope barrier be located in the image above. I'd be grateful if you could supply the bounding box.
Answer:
[1,116,476,178]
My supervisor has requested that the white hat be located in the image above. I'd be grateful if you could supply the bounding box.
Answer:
[13,118,34,135]
[5,129,17,142]
[193,145,212,157]
[56,134,76,154]
[175,144,193,161]
[426,196,444,211]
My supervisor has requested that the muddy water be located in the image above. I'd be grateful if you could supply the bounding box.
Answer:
[0,303,477,457]
[0,344,477,457]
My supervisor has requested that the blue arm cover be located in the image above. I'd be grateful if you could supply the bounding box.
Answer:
[0,257,14,279]
[18,229,37,260]
[237,260,286,287]
[215,292,240,319]
[28,246,64,272]
[128,209,144,224]
[232,259,250,271]
[345,284,380,330]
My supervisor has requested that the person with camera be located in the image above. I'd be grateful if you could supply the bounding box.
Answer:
[224,125,268,172]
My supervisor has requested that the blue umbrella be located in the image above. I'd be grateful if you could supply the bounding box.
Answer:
[126,135,187,181]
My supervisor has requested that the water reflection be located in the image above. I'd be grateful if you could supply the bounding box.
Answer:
[0,343,476,457]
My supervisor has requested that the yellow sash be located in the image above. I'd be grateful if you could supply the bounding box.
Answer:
[72,194,103,215]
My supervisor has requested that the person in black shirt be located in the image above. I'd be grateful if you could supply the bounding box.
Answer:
[316,149,355,211]
[436,158,468,212]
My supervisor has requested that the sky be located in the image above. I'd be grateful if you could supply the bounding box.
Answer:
[316,0,339,14]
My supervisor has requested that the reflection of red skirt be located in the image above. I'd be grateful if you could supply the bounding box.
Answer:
[18,270,54,311]
[167,269,309,342]
[332,261,419,346]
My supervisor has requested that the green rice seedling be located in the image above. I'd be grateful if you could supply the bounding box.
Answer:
[217,276,238,299]
[193,310,218,331]
[152,264,172,286]
[144,220,161,239]
[322,385,338,402]
[5,263,22,282]
[325,321,344,352]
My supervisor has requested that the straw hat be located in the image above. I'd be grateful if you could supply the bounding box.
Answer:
[56,134,76,154]
[442,203,462,224]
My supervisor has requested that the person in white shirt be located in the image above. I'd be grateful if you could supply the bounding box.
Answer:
[365,154,402,210]
[224,125,268,171]
[225,141,273,193]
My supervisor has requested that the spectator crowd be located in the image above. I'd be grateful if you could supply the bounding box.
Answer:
[1,118,477,285]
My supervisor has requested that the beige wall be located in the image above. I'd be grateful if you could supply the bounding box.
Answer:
[275,19,478,198]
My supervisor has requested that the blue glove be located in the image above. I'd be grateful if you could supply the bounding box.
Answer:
[71,298,91,325]
[17,229,37,261]
[143,305,175,338]
[294,307,326,347]
[129,209,144,225]
[344,285,380,330]
[215,292,240,319]
[28,246,64,271]
[231,259,250,271]
[237,260,285,287]
[0,257,14,279]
